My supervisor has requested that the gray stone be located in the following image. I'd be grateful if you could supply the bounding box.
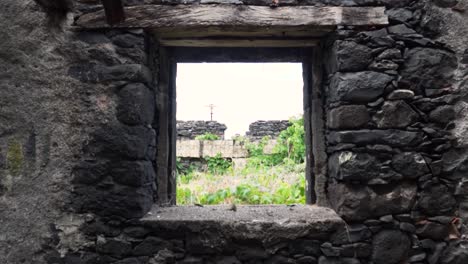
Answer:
[401,48,458,91]
[341,243,372,258]
[387,89,414,100]
[428,242,447,264]
[289,239,321,256]
[418,183,457,216]
[72,160,110,185]
[69,64,152,84]
[327,105,370,129]
[111,160,155,187]
[409,253,426,262]
[392,152,430,179]
[297,256,317,264]
[117,83,155,126]
[331,41,372,72]
[429,105,455,124]
[111,33,144,48]
[328,182,417,221]
[96,236,133,258]
[133,236,173,256]
[416,221,449,240]
[73,184,153,218]
[329,151,402,183]
[328,130,424,147]
[377,48,402,60]
[388,24,417,35]
[87,124,156,160]
[440,241,468,264]
[373,100,419,128]
[433,0,459,8]
[369,60,399,71]
[386,8,413,23]
[371,230,411,264]
[329,72,393,103]
[400,222,416,233]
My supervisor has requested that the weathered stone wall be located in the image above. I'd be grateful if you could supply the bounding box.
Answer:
[1,0,467,263]
[176,121,227,140]
[246,120,290,141]
[323,1,468,264]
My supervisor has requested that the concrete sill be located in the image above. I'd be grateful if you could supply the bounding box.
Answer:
[140,205,344,242]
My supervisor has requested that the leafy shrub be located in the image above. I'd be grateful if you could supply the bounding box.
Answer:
[205,153,232,175]
[195,133,220,140]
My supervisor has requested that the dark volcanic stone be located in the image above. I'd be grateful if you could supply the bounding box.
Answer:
[297,256,317,264]
[371,230,411,264]
[401,48,457,91]
[329,151,402,183]
[133,236,173,256]
[392,152,429,179]
[433,0,459,8]
[69,64,151,84]
[373,100,419,128]
[327,105,370,129]
[72,160,110,185]
[73,184,153,218]
[331,41,372,72]
[329,72,393,103]
[96,237,132,258]
[387,24,417,35]
[416,221,449,240]
[328,182,416,221]
[369,60,399,71]
[111,33,144,48]
[418,184,457,216]
[440,241,468,264]
[87,124,156,160]
[328,130,424,147]
[429,105,455,124]
[341,243,372,258]
[289,239,321,256]
[117,83,155,126]
[377,48,402,60]
[386,8,413,23]
[111,160,155,187]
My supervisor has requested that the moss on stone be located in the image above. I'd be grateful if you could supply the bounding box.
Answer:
[7,140,23,176]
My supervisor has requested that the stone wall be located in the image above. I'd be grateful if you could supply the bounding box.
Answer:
[176,121,227,140]
[1,0,467,263]
[246,120,290,140]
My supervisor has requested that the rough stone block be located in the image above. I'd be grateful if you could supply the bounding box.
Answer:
[330,41,372,72]
[87,124,156,160]
[429,105,455,124]
[401,48,457,91]
[329,72,394,103]
[371,230,410,264]
[373,100,419,128]
[329,151,402,184]
[391,152,430,179]
[327,105,370,129]
[117,83,155,126]
[418,183,456,216]
[111,160,155,187]
[72,159,110,185]
[327,129,424,147]
[74,184,153,218]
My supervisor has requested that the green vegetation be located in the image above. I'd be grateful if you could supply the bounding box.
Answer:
[7,140,23,176]
[177,117,306,205]
[195,133,220,141]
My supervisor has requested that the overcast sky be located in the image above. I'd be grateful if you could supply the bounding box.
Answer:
[176,63,303,138]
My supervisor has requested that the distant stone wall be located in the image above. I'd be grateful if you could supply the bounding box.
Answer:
[246,120,290,140]
[177,121,227,140]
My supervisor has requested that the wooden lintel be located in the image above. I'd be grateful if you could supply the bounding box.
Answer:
[101,0,125,25]
[76,5,388,29]
[159,38,319,47]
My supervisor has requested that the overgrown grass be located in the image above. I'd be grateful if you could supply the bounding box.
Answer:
[177,117,306,205]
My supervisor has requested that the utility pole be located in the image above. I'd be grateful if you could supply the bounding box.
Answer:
[205,104,216,121]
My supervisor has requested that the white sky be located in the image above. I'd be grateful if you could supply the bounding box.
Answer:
[176,63,303,138]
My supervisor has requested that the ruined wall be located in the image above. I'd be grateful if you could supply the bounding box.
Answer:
[1,0,467,263]
[176,121,227,140]
[246,120,290,141]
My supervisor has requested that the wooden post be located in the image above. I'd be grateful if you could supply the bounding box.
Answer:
[101,0,125,25]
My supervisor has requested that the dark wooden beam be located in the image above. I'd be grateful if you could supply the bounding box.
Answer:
[101,0,125,25]
[76,5,388,29]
